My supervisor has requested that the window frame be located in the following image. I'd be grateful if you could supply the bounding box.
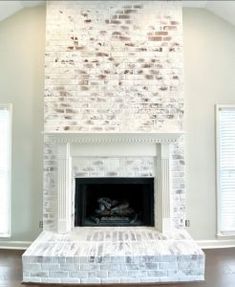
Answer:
[0,104,12,238]
[216,104,235,238]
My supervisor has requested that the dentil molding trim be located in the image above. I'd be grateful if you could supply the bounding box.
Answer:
[43,132,184,144]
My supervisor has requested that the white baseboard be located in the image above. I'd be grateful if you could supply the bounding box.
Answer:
[197,239,235,249]
[0,240,32,250]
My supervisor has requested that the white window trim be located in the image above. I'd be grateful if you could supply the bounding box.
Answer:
[216,104,235,238]
[0,104,12,238]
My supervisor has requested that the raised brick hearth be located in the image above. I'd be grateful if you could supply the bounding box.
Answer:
[23,228,204,284]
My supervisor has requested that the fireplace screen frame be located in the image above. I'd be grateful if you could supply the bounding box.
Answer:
[75,177,155,227]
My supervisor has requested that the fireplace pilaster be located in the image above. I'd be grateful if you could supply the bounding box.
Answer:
[156,143,172,233]
[57,142,72,233]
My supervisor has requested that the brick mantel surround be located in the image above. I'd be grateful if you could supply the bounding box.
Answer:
[22,1,205,284]
[44,131,183,234]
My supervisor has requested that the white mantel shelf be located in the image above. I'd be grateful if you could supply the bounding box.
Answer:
[43,131,184,144]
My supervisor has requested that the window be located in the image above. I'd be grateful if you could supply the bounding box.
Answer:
[0,104,12,237]
[216,105,235,236]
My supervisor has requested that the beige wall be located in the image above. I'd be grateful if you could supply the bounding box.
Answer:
[0,5,45,242]
[0,5,235,243]
[184,8,235,240]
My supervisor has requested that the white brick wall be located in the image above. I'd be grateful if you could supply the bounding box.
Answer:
[44,1,183,133]
[43,1,185,231]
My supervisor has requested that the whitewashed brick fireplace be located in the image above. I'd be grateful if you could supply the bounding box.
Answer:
[45,132,182,234]
[22,1,204,284]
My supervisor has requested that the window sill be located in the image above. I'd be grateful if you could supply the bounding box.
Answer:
[0,233,11,238]
[217,232,235,239]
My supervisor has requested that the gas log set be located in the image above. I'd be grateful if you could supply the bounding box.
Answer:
[90,197,138,224]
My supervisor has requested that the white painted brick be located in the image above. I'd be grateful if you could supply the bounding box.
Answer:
[41,263,60,271]
[23,263,41,272]
[41,278,61,283]
[96,270,108,278]
[30,271,49,278]
[23,276,42,283]
[120,278,141,283]
[101,278,121,284]
[61,278,81,283]
[100,264,120,271]
[59,263,78,271]
[108,271,129,278]
[49,271,69,278]
[147,270,168,277]
[80,278,101,284]
[79,264,100,271]
[69,271,88,278]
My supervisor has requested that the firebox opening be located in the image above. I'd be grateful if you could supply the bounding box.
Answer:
[75,177,154,227]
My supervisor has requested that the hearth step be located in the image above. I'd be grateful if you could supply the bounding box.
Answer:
[22,227,205,284]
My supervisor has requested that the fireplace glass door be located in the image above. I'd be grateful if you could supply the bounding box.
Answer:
[75,177,154,227]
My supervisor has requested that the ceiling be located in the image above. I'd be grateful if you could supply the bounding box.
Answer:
[0,1,44,21]
[184,1,235,26]
[0,1,235,26]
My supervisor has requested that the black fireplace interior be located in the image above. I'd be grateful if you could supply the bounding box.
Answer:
[75,177,154,227]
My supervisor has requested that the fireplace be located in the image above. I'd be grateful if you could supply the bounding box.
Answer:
[22,1,206,284]
[22,133,205,284]
[75,177,154,227]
